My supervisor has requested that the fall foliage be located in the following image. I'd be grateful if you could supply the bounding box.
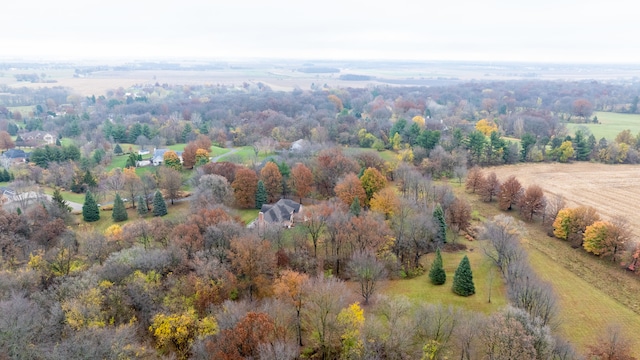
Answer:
[334,173,366,208]
[231,168,259,209]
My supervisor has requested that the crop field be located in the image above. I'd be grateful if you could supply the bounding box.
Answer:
[567,111,640,140]
[489,162,640,234]
[480,163,640,354]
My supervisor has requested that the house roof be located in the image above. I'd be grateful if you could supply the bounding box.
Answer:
[260,199,301,223]
[2,149,26,158]
[152,149,183,161]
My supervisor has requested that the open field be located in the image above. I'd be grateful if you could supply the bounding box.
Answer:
[489,162,640,234]
[566,111,640,140]
[470,164,640,355]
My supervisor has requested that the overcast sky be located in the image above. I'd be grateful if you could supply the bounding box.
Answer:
[1,0,636,63]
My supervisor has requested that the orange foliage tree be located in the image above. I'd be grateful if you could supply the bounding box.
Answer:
[334,173,366,208]
[290,163,314,203]
[498,175,522,211]
[229,235,276,301]
[182,142,198,169]
[274,270,309,346]
[231,168,258,209]
[260,162,283,203]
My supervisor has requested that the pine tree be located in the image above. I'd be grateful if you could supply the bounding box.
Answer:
[153,191,167,217]
[429,248,446,285]
[114,143,123,155]
[433,203,447,244]
[255,180,267,209]
[136,195,148,216]
[83,170,96,187]
[112,193,128,222]
[82,190,100,222]
[452,255,475,296]
[350,196,361,216]
[52,188,71,212]
[0,168,9,182]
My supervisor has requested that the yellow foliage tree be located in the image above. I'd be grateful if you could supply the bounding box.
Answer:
[370,187,400,219]
[150,309,218,359]
[337,302,365,359]
[62,287,105,330]
[195,148,210,166]
[475,119,498,136]
[105,224,123,243]
[328,94,344,112]
[360,167,387,205]
[412,115,426,127]
[583,221,610,255]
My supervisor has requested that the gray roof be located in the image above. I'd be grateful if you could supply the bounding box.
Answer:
[2,149,26,158]
[260,199,301,223]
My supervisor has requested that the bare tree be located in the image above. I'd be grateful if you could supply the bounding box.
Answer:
[158,167,182,205]
[481,215,527,277]
[348,250,387,304]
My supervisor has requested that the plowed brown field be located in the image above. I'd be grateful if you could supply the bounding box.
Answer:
[489,162,640,233]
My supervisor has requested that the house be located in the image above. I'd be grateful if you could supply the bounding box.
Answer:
[18,131,56,147]
[152,148,183,166]
[290,139,309,152]
[1,149,27,164]
[257,198,302,228]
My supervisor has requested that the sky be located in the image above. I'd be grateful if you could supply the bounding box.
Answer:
[1,0,637,63]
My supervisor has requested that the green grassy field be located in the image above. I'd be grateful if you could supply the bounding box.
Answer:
[566,111,640,140]
[236,208,259,225]
[381,238,508,314]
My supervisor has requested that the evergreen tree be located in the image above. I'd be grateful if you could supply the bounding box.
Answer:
[82,190,100,222]
[125,152,138,168]
[136,195,148,216]
[350,196,361,216]
[55,138,62,146]
[0,168,9,182]
[114,143,123,155]
[429,248,446,285]
[255,180,267,209]
[52,188,71,212]
[83,170,96,187]
[112,193,128,222]
[452,255,475,296]
[433,203,447,244]
[153,191,167,217]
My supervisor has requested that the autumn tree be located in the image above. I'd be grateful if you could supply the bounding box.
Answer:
[260,162,283,203]
[369,187,400,220]
[498,175,522,211]
[452,255,475,296]
[274,270,309,346]
[572,99,594,121]
[349,250,386,304]
[123,167,142,209]
[150,309,217,360]
[360,167,387,206]
[181,142,198,169]
[0,130,15,151]
[172,222,203,259]
[290,163,313,203]
[315,147,359,197]
[465,167,485,193]
[300,203,331,257]
[475,119,498,136]
[446,197,472,236]
[195,148,209,166]
[587,324,636,360]
[163,150,182,170]
[206,312,275,360]
[553,206,600,248]
[479,172,500,202]
[158,167,182,205]
[334,173,366,208]
[518,185,546,222]
[230,235,276,301]
[232,168,258,209]
[583,217,630,262]
[302,276,349,359]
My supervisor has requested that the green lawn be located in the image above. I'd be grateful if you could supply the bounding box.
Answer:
[236,208,259,225]
[381,238,508,314]
[566,111,640,141]
[41,187,86,204]
[106,154,129,171]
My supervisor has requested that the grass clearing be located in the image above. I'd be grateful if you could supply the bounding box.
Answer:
[236,208,259,225]
[566,111,640,140]
[381,238,508,314]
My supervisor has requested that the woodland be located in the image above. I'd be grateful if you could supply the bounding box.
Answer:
[1,73,640,359]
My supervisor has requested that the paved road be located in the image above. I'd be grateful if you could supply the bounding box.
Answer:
[3,191,83,211]
[211,147,241,162]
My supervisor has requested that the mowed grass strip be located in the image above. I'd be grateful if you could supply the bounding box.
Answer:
[460,185,640,356]
[567,111,640,140]
[381,238,508,314]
